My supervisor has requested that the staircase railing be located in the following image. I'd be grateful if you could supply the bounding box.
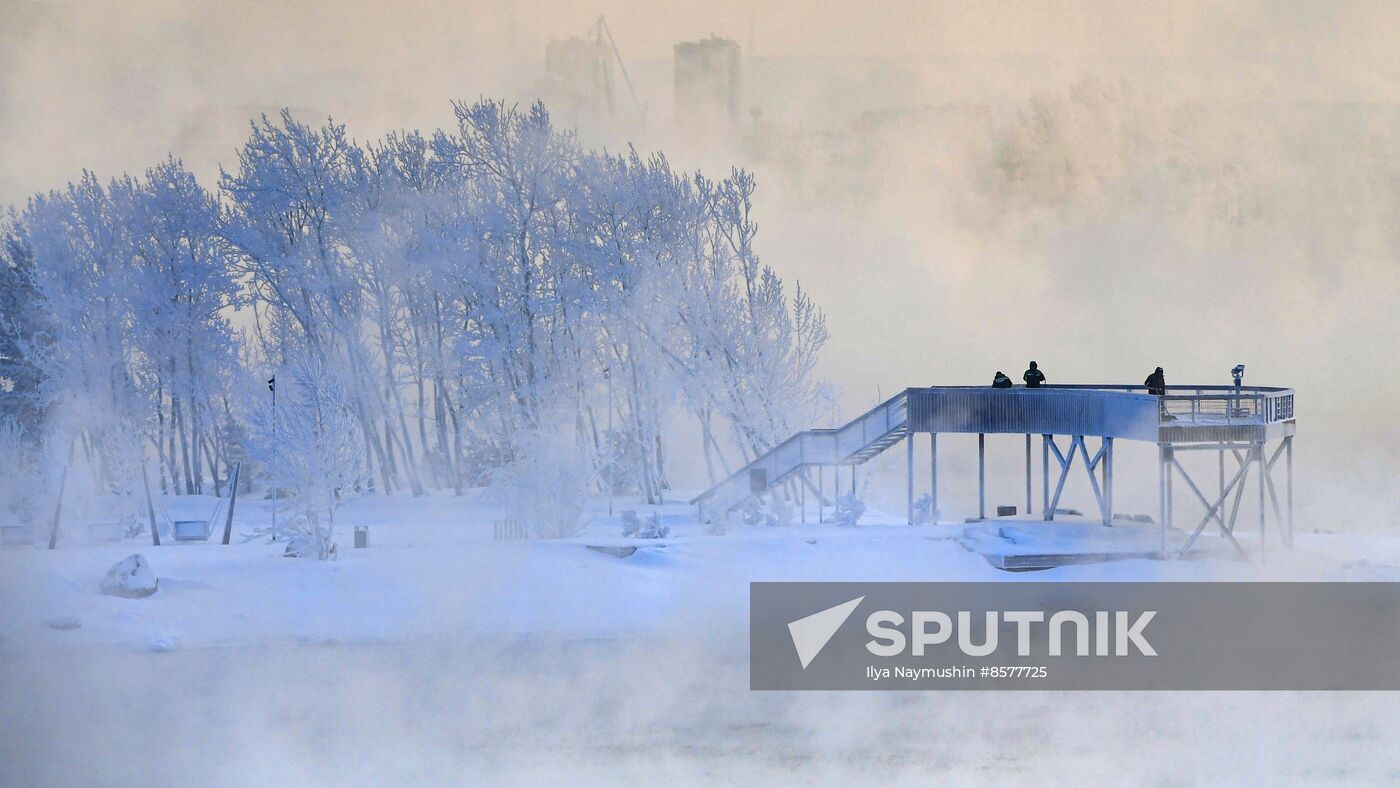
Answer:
[691,391,910,516]
[835,392,908,460]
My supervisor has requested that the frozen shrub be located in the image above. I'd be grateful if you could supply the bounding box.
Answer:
[831,494,865,527]
[622,511,669,539]
[274,510,338,560]
[912,493,936,525]
[741,494,795,527]
[494,424,592,539]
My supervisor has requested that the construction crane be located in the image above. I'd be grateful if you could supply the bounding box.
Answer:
[590,15,646,121]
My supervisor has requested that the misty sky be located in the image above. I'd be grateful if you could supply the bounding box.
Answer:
[4,0,1400,204]
[3,0,1398,524]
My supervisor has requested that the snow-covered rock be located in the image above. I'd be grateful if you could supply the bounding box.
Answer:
[99,554,158,599]
[148,636,178,652]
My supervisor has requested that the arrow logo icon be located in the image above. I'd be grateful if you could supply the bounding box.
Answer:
[787,596,864,669]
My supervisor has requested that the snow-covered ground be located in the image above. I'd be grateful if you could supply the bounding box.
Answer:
[4,493,1400,784]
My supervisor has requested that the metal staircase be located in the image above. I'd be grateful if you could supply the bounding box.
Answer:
[691,392,909,521]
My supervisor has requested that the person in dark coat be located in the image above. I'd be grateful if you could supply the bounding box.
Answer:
[1023,361,1045,388]
[992,371,1013,388]
[1145,367,1166,396]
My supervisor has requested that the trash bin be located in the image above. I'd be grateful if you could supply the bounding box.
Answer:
[354,525,368,549]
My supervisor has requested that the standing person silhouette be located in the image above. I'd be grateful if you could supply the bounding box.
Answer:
[1145,366,1166,396]
[1022,361,1045,388]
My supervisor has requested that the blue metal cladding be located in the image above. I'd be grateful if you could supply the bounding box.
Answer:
[906,387,1161,441]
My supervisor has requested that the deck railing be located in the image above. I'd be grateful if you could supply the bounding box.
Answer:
[975,384,1296,427]
[1157,387,1295,426]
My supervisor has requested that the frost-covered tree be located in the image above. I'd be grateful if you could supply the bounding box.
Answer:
[4,163,240,500]
[121,158,241,495]
[3,98,830,517]
[12,173,146,492]
[0,226,47,433]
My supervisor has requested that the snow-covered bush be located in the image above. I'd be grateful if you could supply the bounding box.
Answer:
[831,494,866,527]
[493,424,593,539]
[741,494,795,527]
[621,510,669,539]
[248,353,363,559]
[912,493,936,525]
[273,510,338,560]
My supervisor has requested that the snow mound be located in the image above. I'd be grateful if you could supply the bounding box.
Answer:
[99,554,158,599]
[45,616,81,630]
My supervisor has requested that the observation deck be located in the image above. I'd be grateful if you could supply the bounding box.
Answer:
[692,384,1296,559]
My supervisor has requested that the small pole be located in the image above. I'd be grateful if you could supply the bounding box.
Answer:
[977,433,986,520]
[221,461,242,545]
[818,465,824,523]
[47,448,73,550]
[269,375,278,534]
[851,464,857,496]
[141,457,161,547]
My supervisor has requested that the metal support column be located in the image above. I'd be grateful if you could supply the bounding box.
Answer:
[978,433,986,520]
[1042,435,1050,519]
[906,435,915,525]
[800,471,806,524]
[1257,441,1267,560]
[1218,450,1226,530]
[1025,434,1032,515]
[1167,447,1174,530]
[1104,437,1114,525]
[851,465,857,496]
[1285,436,1294,547]
[930,433,938,524]
[1158,444,1169,558]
